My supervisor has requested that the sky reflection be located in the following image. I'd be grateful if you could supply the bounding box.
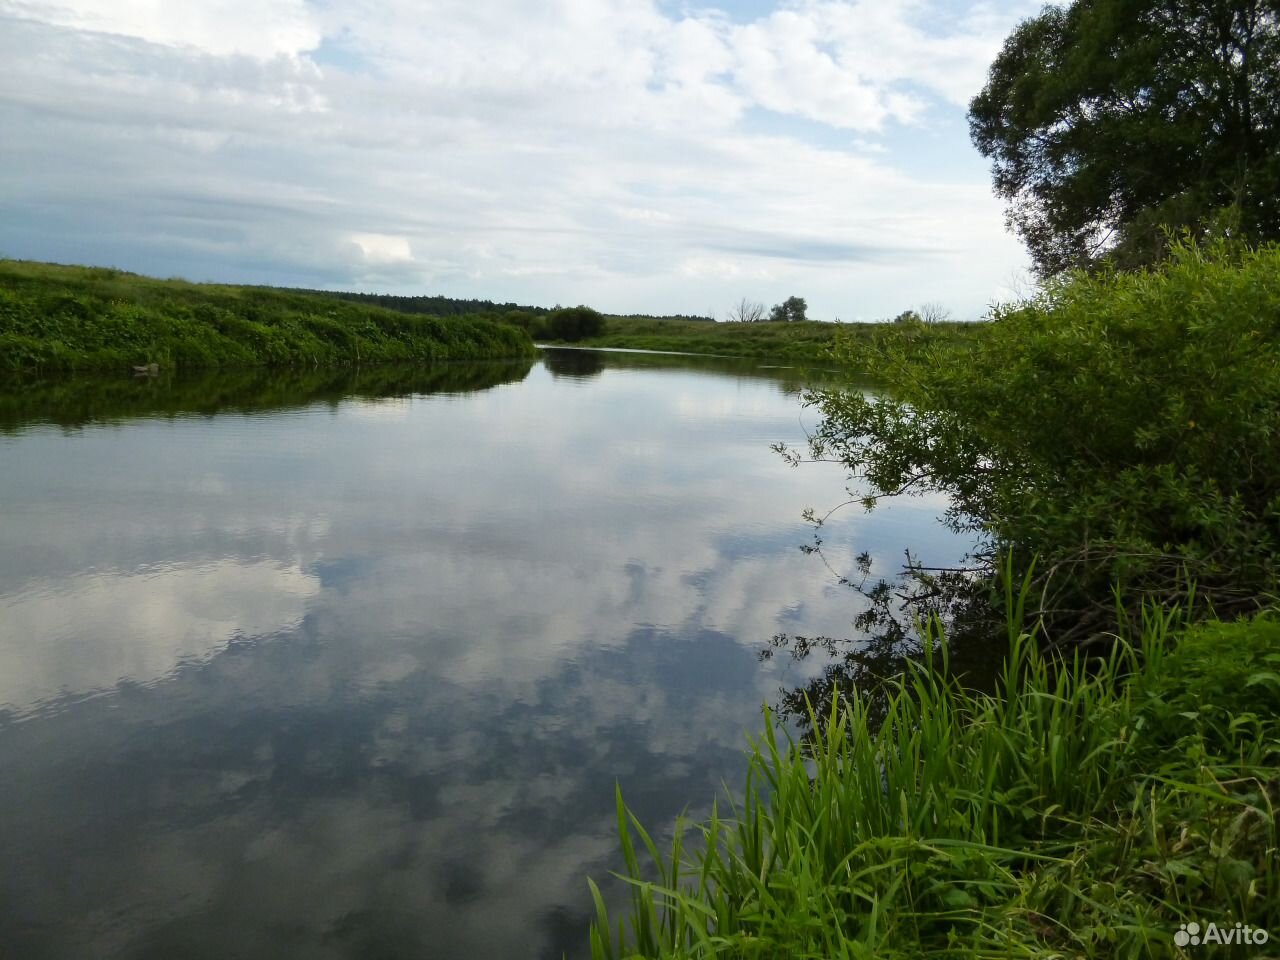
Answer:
[0,352,968,958]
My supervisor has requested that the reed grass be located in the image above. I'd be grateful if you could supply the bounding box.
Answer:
[589,604,1280,958]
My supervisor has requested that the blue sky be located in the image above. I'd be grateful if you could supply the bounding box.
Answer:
[0,0,1041,319]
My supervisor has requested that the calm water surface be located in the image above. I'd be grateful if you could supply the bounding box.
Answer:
[0,351,965,959]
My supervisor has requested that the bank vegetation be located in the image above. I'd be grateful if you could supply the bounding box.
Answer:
[0,260,535,373]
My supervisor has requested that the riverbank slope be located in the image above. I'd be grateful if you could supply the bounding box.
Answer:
[0,260,535,373]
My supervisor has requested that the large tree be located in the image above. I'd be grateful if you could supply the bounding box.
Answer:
[969,0,1280,275]
[768,296,808,322]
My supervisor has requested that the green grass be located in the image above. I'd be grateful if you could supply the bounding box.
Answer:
[557,317,983,364]
[589,604,1280,958]
[0,260,535,372]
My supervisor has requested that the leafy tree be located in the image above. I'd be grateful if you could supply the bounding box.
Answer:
[768,296,808,322]
[793,240,1280,645]
[544,305,604,341]
[501,309,535,329]
[969,0,1280,275]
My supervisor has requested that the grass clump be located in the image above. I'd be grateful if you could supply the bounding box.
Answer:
[0,260,535,372]
[589,608,1280,958]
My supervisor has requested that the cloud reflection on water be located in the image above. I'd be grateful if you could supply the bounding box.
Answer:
[0,353,967,958]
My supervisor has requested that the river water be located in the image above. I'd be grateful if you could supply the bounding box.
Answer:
[0,350,965,959]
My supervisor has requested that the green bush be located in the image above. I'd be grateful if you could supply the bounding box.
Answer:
[801,239,1280,640]
[544,305,605,342]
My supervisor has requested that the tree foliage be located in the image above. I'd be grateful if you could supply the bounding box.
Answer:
[798,240,1280,644]
[768,295,808,322]
[542,305,605,341]
[502,305,606,341]
[890,304,952,325]
[969,0,1280,275]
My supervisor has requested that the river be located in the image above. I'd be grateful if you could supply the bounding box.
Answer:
[0,349,966,959]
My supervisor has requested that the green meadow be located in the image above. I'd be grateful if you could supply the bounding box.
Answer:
[555,315,981,364]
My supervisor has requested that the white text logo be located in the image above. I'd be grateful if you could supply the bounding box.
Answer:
[1175,921,1270,949]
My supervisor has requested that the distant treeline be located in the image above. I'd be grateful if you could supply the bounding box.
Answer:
[295,289,554,318]
[294,291,714,326]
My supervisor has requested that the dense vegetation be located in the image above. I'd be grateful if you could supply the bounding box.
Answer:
[767,295,808,323]
[593,608,1280,958]
[0,260,535,372]
[301,291,714,327]
[505,305,607,342]
[797,240,1280,646]
[970,0,1280,274]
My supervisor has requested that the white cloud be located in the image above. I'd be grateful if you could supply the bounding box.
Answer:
[351,232,413,263]
[1,0,321,57]
[730,9,923,129]
[0,0,1033,317]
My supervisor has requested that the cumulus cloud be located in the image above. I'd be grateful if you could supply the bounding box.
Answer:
[3,0,321,57]
[0,0,1034,317]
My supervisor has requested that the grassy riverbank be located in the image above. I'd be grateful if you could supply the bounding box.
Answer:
[592,608,1280,958]
[560,316,982,363]
[0,260,535,373]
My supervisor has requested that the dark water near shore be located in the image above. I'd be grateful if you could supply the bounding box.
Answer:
[0,350,966,959]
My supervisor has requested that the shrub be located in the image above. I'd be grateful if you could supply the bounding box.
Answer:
[545,305,605,341]
[798,239,1280,641]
